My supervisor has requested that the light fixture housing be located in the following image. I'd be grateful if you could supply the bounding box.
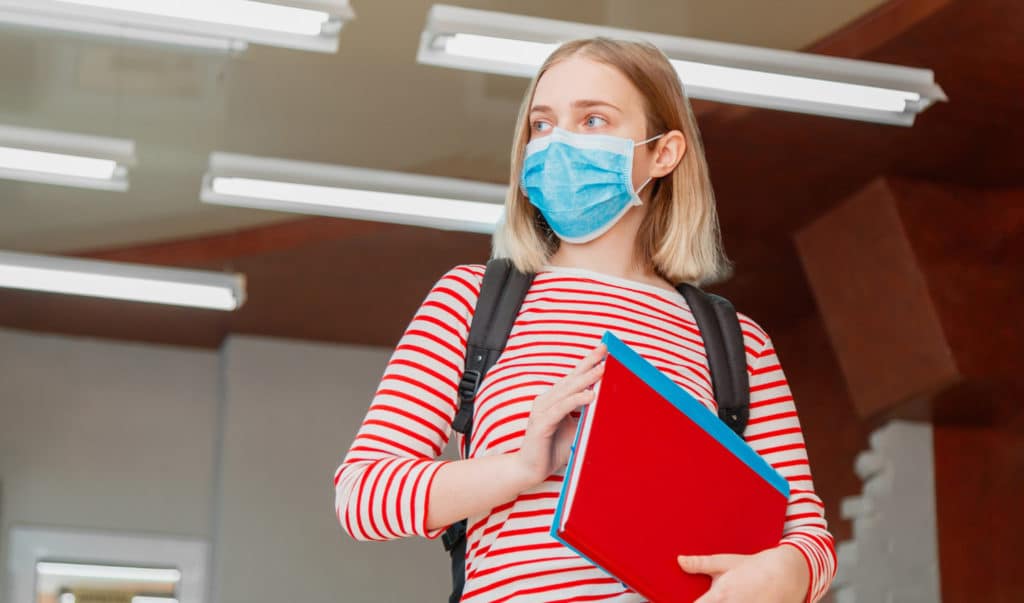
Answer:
[0,0,355,53]
[417,4,947,126]
[36,562,183,583]
[0,250,246,310]
[201,152,507,234]
[0,124,136,191]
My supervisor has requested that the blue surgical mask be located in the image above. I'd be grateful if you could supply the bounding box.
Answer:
[520,127,664,243]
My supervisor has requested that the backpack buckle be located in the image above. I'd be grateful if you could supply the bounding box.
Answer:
[452,370,481,435]
[458,369,482,404]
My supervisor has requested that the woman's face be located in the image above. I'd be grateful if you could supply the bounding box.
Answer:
[528,55,658,194]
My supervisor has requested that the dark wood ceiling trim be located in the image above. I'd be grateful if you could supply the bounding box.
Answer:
[74,216,396,266]
[808,0,953,58]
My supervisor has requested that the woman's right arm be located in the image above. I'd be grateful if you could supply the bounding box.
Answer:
[333,265,483,541]
[334,264,603,541]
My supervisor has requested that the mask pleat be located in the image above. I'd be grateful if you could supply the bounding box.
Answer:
[519,127,661,244]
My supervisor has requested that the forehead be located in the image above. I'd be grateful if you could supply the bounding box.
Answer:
[531,55,643,110]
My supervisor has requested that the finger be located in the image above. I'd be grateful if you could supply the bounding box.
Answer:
[552,345,605,400]
[531,389,594,434]
[546,364,601,407]
[677,554,744,577]
[567,344,607,377]
[549,389,596,420]
[536,346,605,412]
[565,362,605,393]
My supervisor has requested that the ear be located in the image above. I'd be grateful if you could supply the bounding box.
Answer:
[649,130,686,178]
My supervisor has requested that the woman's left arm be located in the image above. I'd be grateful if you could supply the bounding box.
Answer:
[678,318,837,603]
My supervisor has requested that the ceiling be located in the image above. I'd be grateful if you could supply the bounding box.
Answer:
[0,0,888,254]
[3,0,1019,353]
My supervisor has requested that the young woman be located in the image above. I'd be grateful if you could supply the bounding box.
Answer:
[334,38,836,602]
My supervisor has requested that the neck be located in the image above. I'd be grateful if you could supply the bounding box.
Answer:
[546,204,655,283]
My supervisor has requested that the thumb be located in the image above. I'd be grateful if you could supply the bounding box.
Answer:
[677,554,745,576]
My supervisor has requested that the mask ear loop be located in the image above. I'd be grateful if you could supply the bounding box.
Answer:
[634,132,666,146]
[632,132,666,204]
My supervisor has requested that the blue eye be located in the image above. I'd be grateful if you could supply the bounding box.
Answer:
[585,115,608,128]
[532,121,552,133]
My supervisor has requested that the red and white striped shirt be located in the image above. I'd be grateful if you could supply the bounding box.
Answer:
[334,264,836,602]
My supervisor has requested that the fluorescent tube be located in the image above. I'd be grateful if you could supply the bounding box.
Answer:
[57,1,329,36]
[0,251,246,311]
[202,152,506,234]
[0,124,135,190]
[0,0,355,53]
[0,7,244,52]
[441,33,917,112]
[36,562,182,583]
[418,5,947,126]
[0,147,117,180]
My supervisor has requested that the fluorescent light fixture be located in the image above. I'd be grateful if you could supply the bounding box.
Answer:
[0,0,355,53]
[201,152,507,234]
[133,598,179,603]
[0,251,246,310]
[36,562,183,583]
[0,124,135,190]
[418,5,947,126]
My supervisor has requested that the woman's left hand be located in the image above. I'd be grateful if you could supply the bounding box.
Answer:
[677,545,810,603]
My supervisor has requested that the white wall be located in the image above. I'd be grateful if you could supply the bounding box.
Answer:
[0,327,220,601]
[0,327,451,603]
[212,335,450,603]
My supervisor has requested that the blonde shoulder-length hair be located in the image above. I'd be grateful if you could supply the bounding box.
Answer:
[492,37,733,287]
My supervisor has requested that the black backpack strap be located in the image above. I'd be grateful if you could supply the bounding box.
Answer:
[451,258,535,456]
[443,518,467,603]
[444,258,534,603]
[677,283,750,437]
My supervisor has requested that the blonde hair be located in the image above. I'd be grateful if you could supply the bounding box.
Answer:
[492,38,733,286]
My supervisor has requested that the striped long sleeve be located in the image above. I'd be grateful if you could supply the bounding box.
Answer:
[334,263,836,602]
[740,316,837,603]
[333,265,480,541]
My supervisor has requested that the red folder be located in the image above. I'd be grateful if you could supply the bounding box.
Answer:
[551,330,790,602]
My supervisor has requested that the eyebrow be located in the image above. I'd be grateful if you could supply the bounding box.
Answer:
[529,99,623,114]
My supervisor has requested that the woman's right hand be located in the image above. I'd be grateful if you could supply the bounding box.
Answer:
[513,343,607,486]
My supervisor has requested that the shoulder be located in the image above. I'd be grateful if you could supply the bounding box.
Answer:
[735,311,770,347]
[422,264,486,309]
[434,264,486,293]
[408,265,487,331]
[734,311,773,365]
